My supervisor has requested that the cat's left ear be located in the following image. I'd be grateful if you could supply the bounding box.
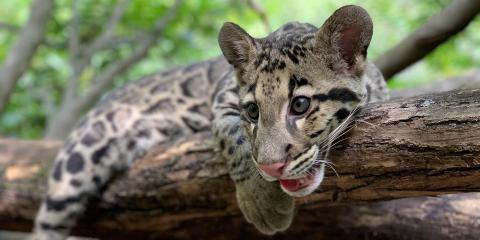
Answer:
[218,22,257,71]
[316,5,373,76]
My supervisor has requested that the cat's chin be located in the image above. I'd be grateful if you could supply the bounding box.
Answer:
[279,163,325,197]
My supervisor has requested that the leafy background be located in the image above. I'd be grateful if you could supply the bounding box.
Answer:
[0,0,479,138]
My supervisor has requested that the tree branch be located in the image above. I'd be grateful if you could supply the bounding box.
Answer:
[68,0,81,59]
[45,0,182,139]
[83,0,131,58]
[77,0,182,111]
[63,0,130,106]
[246,0,271,33]
[0,22,19,32]
[63,0,82,102]
[2,89,480,239]
[0,0,54,116]
[374,0,480,80]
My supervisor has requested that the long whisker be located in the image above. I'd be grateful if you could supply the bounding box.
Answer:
[313,159,330,164]
[276,101,365,179]
[323,124,356,149]
[355,119,380,128]
[319,122,355,154]
[326,116,355,147]
[305,169,315,178]
[326,106,360,145]
[309,103,363,179]
[329,105,360,139]
[325,163,339,177]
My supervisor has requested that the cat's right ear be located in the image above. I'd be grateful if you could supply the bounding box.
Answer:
[218,22,257,70]
[315,5,373,76]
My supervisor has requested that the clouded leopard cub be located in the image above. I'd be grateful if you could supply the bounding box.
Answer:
[33,5,386,239]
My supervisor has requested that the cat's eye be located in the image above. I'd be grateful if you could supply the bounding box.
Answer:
[246,103,259,121]
[290,96,310,115]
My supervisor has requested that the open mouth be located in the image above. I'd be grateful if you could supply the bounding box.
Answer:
[255,145,326,196]
[276,162,325,197]
[278,168,318,192]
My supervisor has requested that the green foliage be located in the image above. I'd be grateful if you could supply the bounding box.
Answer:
[0,0,478,138]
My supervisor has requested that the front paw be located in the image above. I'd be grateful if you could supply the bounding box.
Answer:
[236,178,295,235]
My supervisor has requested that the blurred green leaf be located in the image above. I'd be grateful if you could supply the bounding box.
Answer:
[0,0,478,138]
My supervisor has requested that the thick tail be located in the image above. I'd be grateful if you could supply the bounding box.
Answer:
[32,113,173,240]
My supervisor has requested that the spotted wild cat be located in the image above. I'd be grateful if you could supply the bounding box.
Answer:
[33,5,387,239]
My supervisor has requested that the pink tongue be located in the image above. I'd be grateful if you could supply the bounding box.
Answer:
[279,179,301,192]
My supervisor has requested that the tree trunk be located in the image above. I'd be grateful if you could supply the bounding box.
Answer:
[1,89,480,239]
[0,0,54,116]
[43,100,84,140]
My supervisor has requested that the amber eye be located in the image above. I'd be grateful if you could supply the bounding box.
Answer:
[290,96,310,115]
[246,103,259,121]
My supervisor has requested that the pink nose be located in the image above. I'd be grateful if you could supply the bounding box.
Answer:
[259,162,285,178]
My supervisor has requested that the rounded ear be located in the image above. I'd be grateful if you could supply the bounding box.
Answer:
[316,5,373,74]
[218,22,257,69]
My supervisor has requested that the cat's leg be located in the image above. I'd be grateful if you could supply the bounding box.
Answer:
[211,80,294,234]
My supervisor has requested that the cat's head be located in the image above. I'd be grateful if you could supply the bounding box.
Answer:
[219,5,372,197]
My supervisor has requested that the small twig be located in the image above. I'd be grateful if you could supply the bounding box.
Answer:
[68,0,81,58]
[0,0,54,117]
[0,22,19,32]
[63,0,83,102]
[84,0,131,56]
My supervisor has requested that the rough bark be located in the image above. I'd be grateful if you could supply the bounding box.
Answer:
[1,89,480,239]
[374,0,480,80]
[0,0,54,116]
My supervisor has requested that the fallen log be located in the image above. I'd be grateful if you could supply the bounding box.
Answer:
[1,89,480,239]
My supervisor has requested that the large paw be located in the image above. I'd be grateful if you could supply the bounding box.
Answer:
[235,178,295,235]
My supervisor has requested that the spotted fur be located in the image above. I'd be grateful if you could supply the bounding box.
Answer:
[217,4,387,230]
[33,5,387,239]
